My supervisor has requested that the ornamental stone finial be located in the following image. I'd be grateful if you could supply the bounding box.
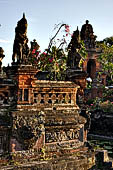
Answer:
[23,12,25,19]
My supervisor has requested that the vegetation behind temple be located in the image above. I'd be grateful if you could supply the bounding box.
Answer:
[97,37,113,85]
[29,25,113,85]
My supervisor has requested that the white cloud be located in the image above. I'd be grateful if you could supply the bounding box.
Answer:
[0,39,12,43]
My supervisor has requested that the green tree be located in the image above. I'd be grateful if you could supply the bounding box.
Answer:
[97,38,113,84]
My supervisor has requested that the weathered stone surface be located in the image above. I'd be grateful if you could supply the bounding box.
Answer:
[0,148,95,170]
[11,110,45,151]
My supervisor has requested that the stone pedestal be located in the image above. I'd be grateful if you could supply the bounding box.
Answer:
[11,79,86,151]
[66,69,87,96]
[5,62,87,152]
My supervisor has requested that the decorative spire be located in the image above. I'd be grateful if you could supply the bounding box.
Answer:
[23,13,25,19]
[73,26,79,38]
[86,20,89,24]
[12,14,29,65]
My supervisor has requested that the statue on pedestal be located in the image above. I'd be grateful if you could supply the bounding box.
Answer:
[80,20,97,48]
[12,13,30,64]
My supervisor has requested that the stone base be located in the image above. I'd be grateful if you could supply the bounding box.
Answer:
[66,69,87,97]
[0,147,95,170]
[66,69,87,88]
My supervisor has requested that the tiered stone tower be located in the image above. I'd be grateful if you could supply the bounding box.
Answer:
[81,20,101,79]
[66,26,87,98]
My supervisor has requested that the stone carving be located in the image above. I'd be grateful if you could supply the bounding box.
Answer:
[58,94,63,103]
[80,20,97,48]
[0,47,5,72]
[33,93,71,104]
[37,94,42,104]
[45,129,80,143]
[65,93,71,104]
[51,94,56,104]
[12,13,30,64]
[67,27,82,69]
[30,39,40,51]
[12,111,45,149]
[44,94,49,104]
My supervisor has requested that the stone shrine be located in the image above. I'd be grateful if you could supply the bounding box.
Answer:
[66,20,105,101]
[0,15,98,169]
[66,26,87,98]
[81,20,101,80]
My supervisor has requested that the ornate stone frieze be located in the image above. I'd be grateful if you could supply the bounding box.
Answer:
[12,111,45,150]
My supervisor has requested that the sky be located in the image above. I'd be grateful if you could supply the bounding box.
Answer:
[0,0,113,66]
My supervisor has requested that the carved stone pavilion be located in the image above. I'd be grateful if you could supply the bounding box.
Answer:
[80,20,101,79]
[0,15,96,169]
[66,20,106,101]
[80,20,106,99]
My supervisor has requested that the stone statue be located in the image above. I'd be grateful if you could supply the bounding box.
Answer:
[0,47,5,72]
[12,13,29,64]
[67,27,81,69]
[80,20,97,48]
[30,39,40,51]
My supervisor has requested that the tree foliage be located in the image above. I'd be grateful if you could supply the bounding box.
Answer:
[97,37,113,83]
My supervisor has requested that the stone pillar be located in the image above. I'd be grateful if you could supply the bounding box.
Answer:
[66,69,87,100]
